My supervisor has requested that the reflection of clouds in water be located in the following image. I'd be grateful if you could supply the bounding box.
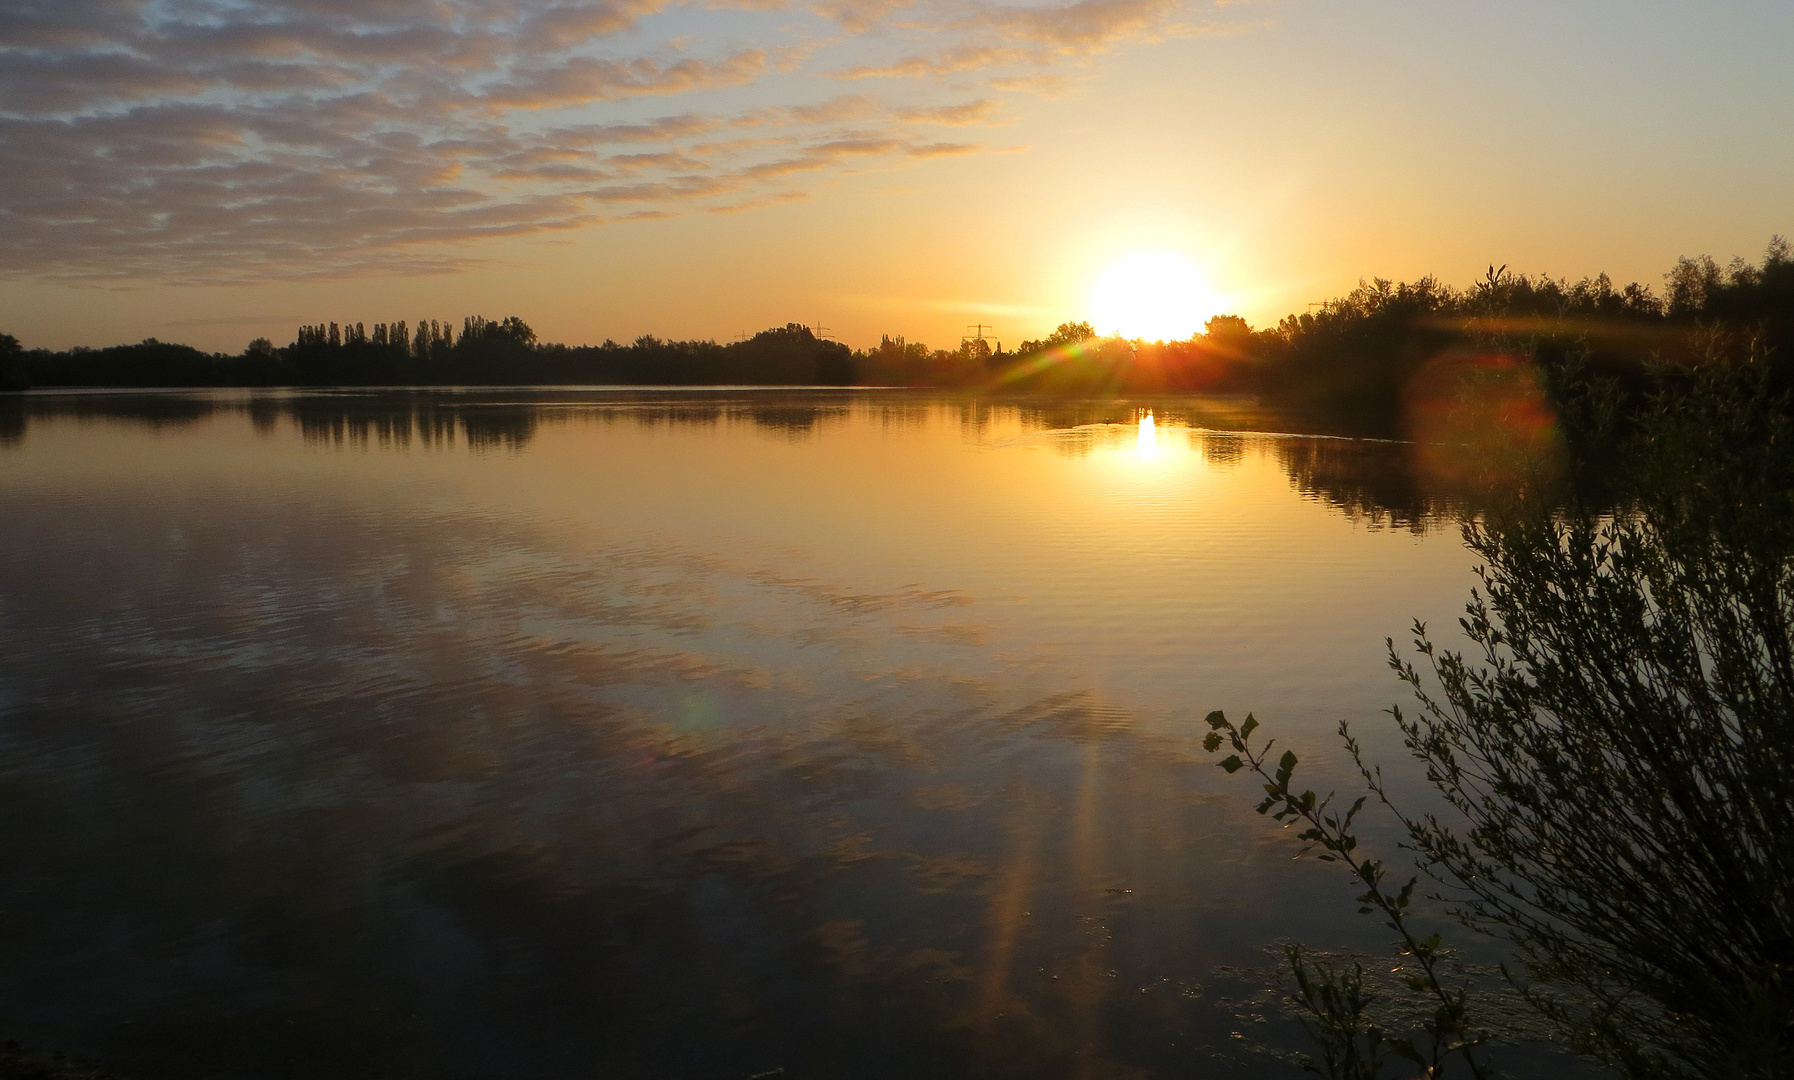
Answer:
[0,391,1524,1076]
[0,484,1326,1078]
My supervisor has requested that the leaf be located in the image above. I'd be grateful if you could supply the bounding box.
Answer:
[1239,714,1259,739]
[1219,755,1244,774]
[1387,1037,1425,1065]
[1203,732,1223,753]
[1204,710,1228,729]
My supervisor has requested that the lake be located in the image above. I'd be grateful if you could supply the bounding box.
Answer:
[0,389,1584,1079]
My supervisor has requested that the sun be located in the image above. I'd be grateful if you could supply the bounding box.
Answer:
[1088,251,1225,342]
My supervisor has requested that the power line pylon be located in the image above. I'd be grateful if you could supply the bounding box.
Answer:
[962,323,997,363]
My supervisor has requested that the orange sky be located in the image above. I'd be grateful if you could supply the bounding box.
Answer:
[2,0,1790,353]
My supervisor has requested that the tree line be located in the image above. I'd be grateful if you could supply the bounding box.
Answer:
[0,319,852,391]
[4,238,1791,437]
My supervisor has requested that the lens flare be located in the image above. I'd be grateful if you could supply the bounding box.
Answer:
[1406,351,1565,492]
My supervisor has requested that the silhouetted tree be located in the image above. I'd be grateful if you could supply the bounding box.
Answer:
[1204,314,1252,345]
[726,323,854,385]
[1016,321,1097,354]
[0,332,28,391]
[855,335,939,386]
[1208,346,1794,1079]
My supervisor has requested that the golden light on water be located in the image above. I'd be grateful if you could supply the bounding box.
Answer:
[1135,409,1160,460]
[1088,251,1227,342]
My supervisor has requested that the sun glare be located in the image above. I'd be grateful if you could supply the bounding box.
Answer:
[1136,409,1160,459]
[1088,251,1224,342]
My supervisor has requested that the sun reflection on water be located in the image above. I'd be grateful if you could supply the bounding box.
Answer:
[1135,409,1159,460]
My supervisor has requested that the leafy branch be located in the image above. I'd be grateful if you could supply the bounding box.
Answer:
[1205,710,1490,1079]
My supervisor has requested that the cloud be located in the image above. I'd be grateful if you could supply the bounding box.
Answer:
[728,93,883,128]
[478,51,769,110]
[893,99,998,125]
[962,0,1185,51]
[549,114,722,144]
[0,52,210,112]
[606,149,713,172]
[809,0,916,33]
[708,189,810,213]
[987,73,1076,97]
[904,141,979,158]
[0,0,1229,282]
[830,45,1039,79]
[523,0,675,48]
[828,0,1205,79]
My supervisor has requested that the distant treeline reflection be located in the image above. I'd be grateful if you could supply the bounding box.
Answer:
[4,239,1790,440]
[0,391,1455,529]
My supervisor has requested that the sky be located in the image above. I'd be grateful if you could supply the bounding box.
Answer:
[2,0,1791,353]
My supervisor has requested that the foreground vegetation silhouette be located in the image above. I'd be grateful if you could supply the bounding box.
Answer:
[1206,345,1794,1078]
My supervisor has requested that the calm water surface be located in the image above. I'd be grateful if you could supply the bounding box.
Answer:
[0,390,1574,1078]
